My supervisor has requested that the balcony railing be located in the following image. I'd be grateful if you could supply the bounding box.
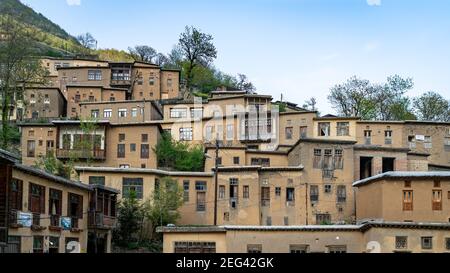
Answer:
[50,215,61,227]
[56,149,106,160]
[88,212,117,229]
[32,213,41,227]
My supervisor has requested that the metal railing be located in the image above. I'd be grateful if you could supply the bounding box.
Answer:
[56,149,106,160]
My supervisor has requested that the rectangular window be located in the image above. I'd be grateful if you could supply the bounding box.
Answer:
[432,190,442,211]
[122,178,143,199]
[395,236,408,250]
[226,124,234,140]
[190,108,203,119]
[285,127,293,140]
[183,181,190,202]
[446,238,450,250]
[385,130,393,145]
[89,176,105,186]
[316,213,331,225]
[174,242,216,253]
[421,237,433,250]
[424,136,432,149]
[334,149,343,169]
[275,187,281,196]
[337,185,346,203]
[140,144,150,159]
[68,193,83,219]
[49,189,62,217]
[179,127,193,141]
[313,149,322,169]
[219,185,225,199]
[170,108,187,118]
[103,109,112,118]
[119,133,125,142]
[130,143,136,152]
[243,186,250,199]
[247,244,262,253]
[328,246,347,253]
[290,245,309,253]
[131,108,138,117]
[29,183,45,214]
[196,181,207,191]
[337,122,349,136]
[286,188,295,202]
[403,190,413,211]
[196,192,206,212]
[310,185,319,202]
[300,126,308,139]
[318,122,330,136]
[9,179,23,211]
[324,184,332,194]
[323,149,333,170]
[88,70,102,81]
[364,130,372,145]
[141,134,148,142]
[33,236,44,253]
[261,187,270,207]
[27,140,36,157]
[117,144,125,158]
[118,109,127,118]
[233,157,240,165]
[91,109,99,118]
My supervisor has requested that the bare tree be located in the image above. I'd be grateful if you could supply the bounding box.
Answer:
[178,26,217,92]
[236,74,256,93]
[76,32,97,49]
[128,45,157,63]
[302,97,318,112]
[154,53,170,67]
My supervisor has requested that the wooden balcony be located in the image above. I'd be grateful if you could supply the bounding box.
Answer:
[88,212,117,230]
[56,149,106,160]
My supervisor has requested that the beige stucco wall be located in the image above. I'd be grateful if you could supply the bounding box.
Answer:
[356,179,450,223]
[9,168,90,253]
[20,125,58,166]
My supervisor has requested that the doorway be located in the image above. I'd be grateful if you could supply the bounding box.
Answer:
[360,157,373,179]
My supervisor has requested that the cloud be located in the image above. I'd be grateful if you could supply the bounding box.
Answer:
[364,41,380,52]
[366,0,381,6]
[66,0,81,6]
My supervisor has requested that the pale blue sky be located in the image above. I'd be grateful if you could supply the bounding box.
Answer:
[21,0,450,114]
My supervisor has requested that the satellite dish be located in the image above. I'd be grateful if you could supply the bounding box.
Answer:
[366,241,381,253]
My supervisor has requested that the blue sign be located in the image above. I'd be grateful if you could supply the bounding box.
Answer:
[61,217,72,230]
[17,212,32,228]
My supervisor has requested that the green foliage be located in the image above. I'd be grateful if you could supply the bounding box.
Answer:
[273,102,287,113]
[413,91,450,122]
[328,75,416,120]
[153,132,205,172]
[0,0,77,41]
[145,177,184,234]
[34,151,72,179]
[95,48,134,62]
[113,191,145,247]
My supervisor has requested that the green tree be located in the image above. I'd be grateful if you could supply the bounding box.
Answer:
[114,191,145,247]
[0,14,49,149]
[328,76,377,119]
[34,151,72,179]
[178,26,217,92]
[145,177,183,236]
[413,91,450,122]
[153,132,205,172]
[128,45,157,63]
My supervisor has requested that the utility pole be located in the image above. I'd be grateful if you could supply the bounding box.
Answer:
[213,137,219,226]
